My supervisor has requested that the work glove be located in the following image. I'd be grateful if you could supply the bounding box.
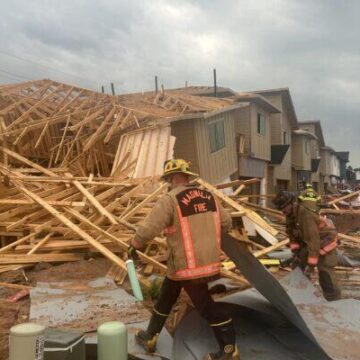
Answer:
[127,245,139,261]
[303,264,315,279]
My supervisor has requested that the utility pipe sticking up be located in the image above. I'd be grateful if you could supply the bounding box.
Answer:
[213,68,217,97]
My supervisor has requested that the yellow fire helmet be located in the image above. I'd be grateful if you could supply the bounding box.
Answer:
[161,159,198,180]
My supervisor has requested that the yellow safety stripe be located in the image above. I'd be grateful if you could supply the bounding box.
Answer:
[298,196,320,202]
[153,307,169,317]
[210,318,233,327]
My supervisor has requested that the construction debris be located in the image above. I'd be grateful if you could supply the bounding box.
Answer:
[1,79,360,360]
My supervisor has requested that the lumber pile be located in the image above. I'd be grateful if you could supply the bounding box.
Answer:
[0,79,233,177]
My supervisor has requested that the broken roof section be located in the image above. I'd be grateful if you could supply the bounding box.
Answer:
[170,85,237,98]
[0,79,241,176]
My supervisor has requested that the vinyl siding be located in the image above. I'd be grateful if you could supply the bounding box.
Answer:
[233,105,251,154]
[195,110,238,184]
[250,103,271,161]
[262,94,292,182]
[171,120,199,174]
[320,149,331,176]
[292,135,311,171]
[274,145,292,181]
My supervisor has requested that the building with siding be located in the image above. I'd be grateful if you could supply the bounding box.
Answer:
[336,151,350,187]
[298,121,325,192]
[252,88,298,194]
[291,129,317,190]
[229,93,281,201]
[320,146,341,190]
[170,105,242,184]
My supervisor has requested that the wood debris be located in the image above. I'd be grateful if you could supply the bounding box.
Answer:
[0,79,293,287]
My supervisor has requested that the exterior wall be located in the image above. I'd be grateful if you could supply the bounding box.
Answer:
[356,170,360,181]
[264,95,283,145]
[330,153,340,177]
[171,119,199,174]
[298,123,321,187]
[274,144,292,181]
[320,149,331,175]
[233,106,250,155]
[291,135,303,169]
[195,110,238,184]
[262,93,292,183]
[291,135,311,171]
[249,103,271,161]
[239,157,266,178]
[311,167,320,183]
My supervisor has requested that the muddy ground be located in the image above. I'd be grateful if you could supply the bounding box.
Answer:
[0,251,359,360]
[0,258,112,360]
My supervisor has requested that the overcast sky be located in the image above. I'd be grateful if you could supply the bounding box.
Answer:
[1,0,359,165]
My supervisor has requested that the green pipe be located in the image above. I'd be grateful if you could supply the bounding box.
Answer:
[126,259,144,301]
[97,322,127,360]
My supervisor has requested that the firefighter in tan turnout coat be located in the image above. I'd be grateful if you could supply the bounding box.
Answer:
[273,190,341,301]
[129,159,239,360]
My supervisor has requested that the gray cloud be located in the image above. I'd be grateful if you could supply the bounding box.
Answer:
[0,0,359,165]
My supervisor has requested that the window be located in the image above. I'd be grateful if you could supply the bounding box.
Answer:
[305,139,309,154]
[283,131,288,145]
[257,113,266,135]
[208,120,225,153]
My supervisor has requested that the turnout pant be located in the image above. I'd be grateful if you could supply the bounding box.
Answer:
[299,248,341,301]
[147,276,235,349]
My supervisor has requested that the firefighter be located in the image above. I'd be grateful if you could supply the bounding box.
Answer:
[128,159,239,360]
[298,183,321,212]
[273,191,341,301]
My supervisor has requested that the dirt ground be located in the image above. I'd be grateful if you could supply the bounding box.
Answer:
[0,251,359,360]
[0,258,112,360]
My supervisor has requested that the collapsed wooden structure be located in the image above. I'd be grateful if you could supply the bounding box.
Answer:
[1,79,358,288]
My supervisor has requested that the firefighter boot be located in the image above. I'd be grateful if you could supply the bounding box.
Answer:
[204,322,239,360]
[135,311,167,353]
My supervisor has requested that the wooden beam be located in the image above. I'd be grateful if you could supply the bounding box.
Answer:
[0,199,85,207]
[0,146,58,177]
[27,232,54,255]
[120,183,167,221]
[15,183,128,271]
[0,253,84,264]
[328,189,360,205]
[196,178,278,237]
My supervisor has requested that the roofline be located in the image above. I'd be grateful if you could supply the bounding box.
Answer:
[162,103,246,124]
[292,129,318,140]
[299,120,325,147]
[252,87,298,127]
[231,92,281,113]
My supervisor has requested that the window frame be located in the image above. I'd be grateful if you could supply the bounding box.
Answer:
[305,138,309,155]
[257,113,266,136]
[208,119,226,153]
[283,131,288,145]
